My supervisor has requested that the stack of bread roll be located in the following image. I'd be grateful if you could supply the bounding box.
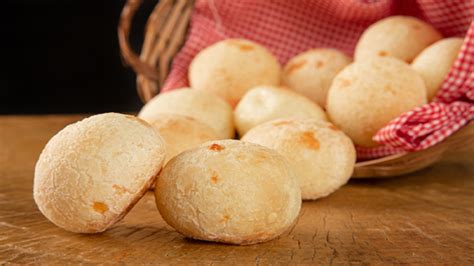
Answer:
[34,16,462,245]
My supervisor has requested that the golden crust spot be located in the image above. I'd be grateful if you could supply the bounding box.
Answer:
[272,120,292,126]
[228,98,240,108]
[339,79,352,87]
[378,50,388,57]
[198,132,212,139]
[300,131,320,150]
[183,116,196,122]
[125,115,151,128]
[254,152,269,164]
[209,143,224,151]
[238,44,255,51]
[384,85,396,95]
[285,60,307,74]
[329,124,340,131]
[412,23,421,30]
[315,60,324,68]
[93,202,109,214]
[228,40,255,51]
[220,215,230,223]
[211,174,218,184]
[112,184,131,195]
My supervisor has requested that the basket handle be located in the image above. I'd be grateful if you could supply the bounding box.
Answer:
[118,0,160,81]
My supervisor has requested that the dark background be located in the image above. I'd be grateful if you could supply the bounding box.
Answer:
[1,0,158,114]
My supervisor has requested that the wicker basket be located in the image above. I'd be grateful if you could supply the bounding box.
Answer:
[118,0,474,178]
[119,0,194,103]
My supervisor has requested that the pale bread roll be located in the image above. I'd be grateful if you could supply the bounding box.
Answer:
[282,49,352,107]
[34,113,166,233]
[412,38,463,100]
[242,119,355,200]
[355,16,442,62]
[147,113,219,163]
[326,57,427,147]
[138,88,234,139]
[189,39,281,107]
[155,140,301,245]
[234,85,327,136]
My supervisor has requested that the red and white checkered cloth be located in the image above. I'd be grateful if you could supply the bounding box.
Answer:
[160,0,474,160]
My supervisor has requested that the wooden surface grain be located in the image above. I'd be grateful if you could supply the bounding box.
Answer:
[1,115,473,264]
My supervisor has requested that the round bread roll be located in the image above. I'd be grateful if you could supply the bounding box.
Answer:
[189,39,281,107]
[326,57,427,147]
[355,16,442,62]
[242,119,356,200]
[234,85,327,136]
[34,113,166,233]
[155,140,301,245]
[412,38,463,100]
[138,88,234,139]
[147,113,219,163]
[282,49,352,107]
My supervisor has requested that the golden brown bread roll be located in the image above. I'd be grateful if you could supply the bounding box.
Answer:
[355,16,442,63]
[412,37,463,100]
[34,113,166,233]
[189,39,281,107]
[242,119,356,200]
[155,140,301,245]
[326,57,427,147]
[282,48,352,107]
[234,85,327,136]
[147,113,219,163]
[138,88,234,139]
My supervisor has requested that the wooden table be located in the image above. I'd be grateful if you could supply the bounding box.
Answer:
[1,115,473,264]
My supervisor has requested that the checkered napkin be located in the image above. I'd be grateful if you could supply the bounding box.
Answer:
[160,0,474,159]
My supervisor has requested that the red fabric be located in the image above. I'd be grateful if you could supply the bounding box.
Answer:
[363,22,474,158]
[160,0,474,159]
